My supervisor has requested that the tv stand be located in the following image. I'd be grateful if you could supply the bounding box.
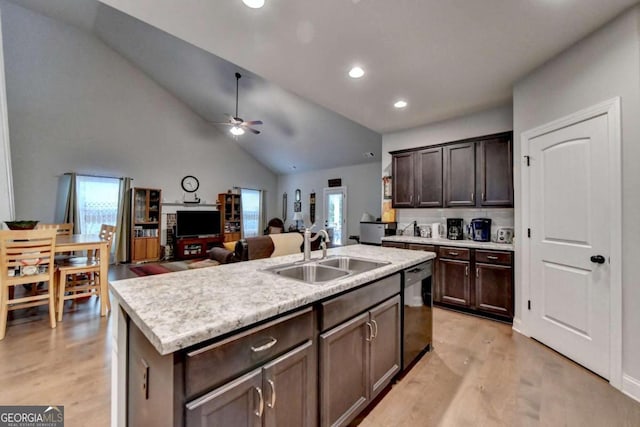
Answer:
[174,235,223,260]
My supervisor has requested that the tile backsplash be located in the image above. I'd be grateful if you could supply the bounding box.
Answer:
[396,208,514,240]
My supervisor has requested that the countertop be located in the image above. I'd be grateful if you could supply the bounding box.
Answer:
[382,235,514,251]
[109,245,434,355]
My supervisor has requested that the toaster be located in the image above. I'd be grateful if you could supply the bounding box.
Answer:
[496,227,514,244]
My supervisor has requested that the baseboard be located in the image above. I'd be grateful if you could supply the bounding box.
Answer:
[511,317,529,337]
[622,374,640,403]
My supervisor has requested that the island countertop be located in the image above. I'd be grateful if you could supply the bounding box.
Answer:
[109,244,433,355]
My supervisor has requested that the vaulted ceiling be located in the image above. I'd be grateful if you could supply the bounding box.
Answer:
[8,0,638,174]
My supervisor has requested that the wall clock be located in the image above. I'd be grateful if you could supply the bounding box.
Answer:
[181,175,199,193]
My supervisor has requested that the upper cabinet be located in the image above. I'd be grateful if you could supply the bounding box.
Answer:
[391,132,513,209]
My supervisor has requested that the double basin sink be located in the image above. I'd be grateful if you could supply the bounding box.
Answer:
[263,256,390,284]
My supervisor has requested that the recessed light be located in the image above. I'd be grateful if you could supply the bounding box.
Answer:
[348,66,365,79]
[230,126,245,136]
[242,0,265,9]
[394,100,408,109]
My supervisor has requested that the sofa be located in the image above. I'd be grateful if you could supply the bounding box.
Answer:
[208,233,306,264]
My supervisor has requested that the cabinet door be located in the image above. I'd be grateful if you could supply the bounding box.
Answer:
[145,238,159,260]
[392,153,415,207]
[185,369,263,427]
[263,340,316,427]
[439,259,471,307]
[369,296,401,400]
[320,312,370,427]
[444,142,476,207]
[132,239,146,261]
[477,136,513,207]
[475,263,513,318]
[415,147,443,207]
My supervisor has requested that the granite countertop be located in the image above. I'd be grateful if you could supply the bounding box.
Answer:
[382,235,515,251]
[109,244,433,355]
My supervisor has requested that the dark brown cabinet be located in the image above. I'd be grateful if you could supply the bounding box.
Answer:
[392,147,443,208]
[390,131,513,209]
[444,142,476,207]
[438,258,471,308]
[320,296,401,427]
[186,341,316,427]
[477,136,513,207]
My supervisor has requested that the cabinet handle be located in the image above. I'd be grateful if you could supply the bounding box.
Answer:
[365,322,373,342]
[371,319,379,339]
[407,267,424,274]
[448,251,459,256]
[251,337,278,353]
[267,379,276,409]
[410,194,413,203]
[465,266,469,276]
[417,194,421,203]
[254,386,264,418]
[471,192,475,203]
[481,192,485,201]
[487,255,499,260]
[476,267,479,278]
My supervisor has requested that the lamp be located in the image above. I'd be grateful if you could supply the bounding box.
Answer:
[292,212,304,230]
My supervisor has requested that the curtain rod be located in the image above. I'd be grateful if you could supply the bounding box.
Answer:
[64,172,132,180]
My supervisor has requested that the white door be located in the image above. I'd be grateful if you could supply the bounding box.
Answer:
[528,114,611,379]
[0,14,14,223]
[323,187,347,246]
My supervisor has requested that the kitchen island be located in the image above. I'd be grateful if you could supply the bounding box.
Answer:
[109,244,434,427]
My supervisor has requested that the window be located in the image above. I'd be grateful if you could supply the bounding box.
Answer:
[241,188,262,238]
[76,175,119,234]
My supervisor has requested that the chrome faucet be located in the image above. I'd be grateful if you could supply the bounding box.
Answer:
[303,226,329,261]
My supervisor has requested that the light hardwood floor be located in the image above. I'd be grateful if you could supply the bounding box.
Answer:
[0,267,638,427]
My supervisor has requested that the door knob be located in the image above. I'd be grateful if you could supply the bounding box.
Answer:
[590,255,606,264]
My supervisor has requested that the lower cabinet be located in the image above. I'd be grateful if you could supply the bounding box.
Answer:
[438,258,471,308]
[320,296,401,427]
[186,340,316,427]
[475,262,513,318]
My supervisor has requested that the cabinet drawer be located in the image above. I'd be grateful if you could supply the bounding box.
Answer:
[476,250,512,265]
[407,244,436,252]
[382,241,406,249]
[185,308,313,399]
[438,246,471,260]
[320,274,401,331]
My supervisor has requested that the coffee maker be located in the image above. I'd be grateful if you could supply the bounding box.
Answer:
[446,218,464,240]
[470,218,492,242]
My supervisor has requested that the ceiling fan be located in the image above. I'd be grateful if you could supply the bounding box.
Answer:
[213,72,263,136]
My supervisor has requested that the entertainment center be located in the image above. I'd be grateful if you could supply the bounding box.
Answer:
[173,210,223,260]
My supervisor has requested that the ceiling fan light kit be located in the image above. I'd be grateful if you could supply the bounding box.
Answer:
[213,72,263,137]
[242,0,265,9]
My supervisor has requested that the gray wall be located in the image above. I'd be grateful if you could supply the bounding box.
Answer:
[513,5,640,384]
[277,162,382,243]
[0,1,278,223]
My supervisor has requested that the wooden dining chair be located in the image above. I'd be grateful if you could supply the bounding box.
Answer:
[55,224,116,321]
[0,228,57,340]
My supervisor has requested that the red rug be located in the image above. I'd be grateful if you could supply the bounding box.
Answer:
[129,259,220,277]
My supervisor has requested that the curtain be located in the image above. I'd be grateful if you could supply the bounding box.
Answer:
[63,172,80,233]
[114,177,132,264]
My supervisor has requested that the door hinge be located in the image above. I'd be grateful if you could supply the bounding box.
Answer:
[528,300,531,310]
[524,155,531,166]
[527,228,531,238]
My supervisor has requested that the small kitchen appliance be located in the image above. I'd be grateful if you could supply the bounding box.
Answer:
[470,218,492,242]
[431,223,444,239]
[495,227,514,244]
[446,218,464,240]
[360,221,397,245]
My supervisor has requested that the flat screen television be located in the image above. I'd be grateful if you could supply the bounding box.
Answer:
[175,210,221,237]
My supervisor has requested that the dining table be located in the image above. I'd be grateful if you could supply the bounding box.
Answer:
[55,234,111,316]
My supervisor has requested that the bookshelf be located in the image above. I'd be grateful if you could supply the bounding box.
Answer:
[130,187,162,262]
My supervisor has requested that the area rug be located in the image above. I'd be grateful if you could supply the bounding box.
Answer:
[129,258,220,277]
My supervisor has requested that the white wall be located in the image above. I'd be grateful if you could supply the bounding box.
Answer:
[277,162,381,243]
[513,5,640,386]
[0,1,277,223]
[0,10,13,224]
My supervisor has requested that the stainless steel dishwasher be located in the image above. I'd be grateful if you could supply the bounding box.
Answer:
[401,260,433,370]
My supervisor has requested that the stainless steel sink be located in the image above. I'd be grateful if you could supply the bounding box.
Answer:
[272,264,350,283]
[317,256,389,273]
[263,255,389,284]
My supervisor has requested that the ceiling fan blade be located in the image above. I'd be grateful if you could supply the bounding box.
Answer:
[211,122,233,126]
[242,120,263,126]
[245,127,261,135]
